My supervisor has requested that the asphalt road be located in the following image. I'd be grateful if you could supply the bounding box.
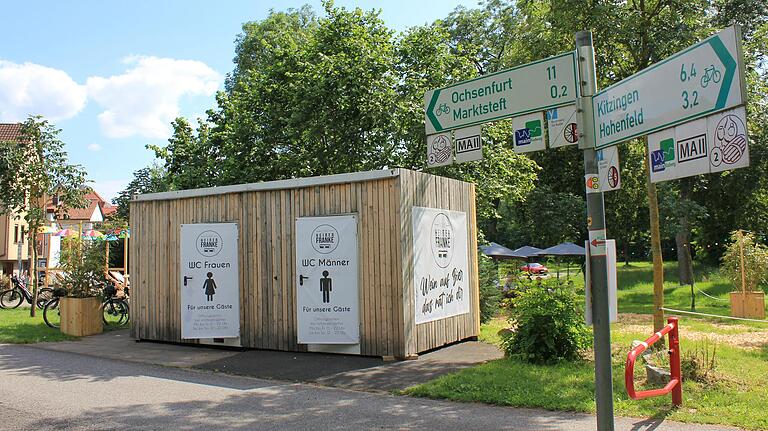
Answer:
[0,344,740,431]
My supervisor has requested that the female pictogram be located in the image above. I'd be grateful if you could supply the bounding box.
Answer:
[203,272,217,301]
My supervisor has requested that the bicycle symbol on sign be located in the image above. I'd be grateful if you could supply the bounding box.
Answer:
[435,103,451,116]
[700,65,721,88]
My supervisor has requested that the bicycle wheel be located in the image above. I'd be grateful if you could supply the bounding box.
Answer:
[102,299,128,326]
[43,299,61,328]
[36,288,54,309]
[0,289,23,309]
[120,299,130,324]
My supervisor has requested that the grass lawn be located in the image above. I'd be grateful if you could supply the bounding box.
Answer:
[0,308,76,343]
[406,261,768,430]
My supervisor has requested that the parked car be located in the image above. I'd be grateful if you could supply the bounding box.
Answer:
[520,262,548,274]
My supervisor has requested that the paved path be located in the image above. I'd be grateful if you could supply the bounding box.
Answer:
[0,343,742,430]
[33,329,505,391]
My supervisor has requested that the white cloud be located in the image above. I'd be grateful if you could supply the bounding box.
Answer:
[86,56,220,139]
[0,61,87,122]
[91,179,129,203]
[88,143,102,151]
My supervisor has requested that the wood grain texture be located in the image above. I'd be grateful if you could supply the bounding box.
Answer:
[130,169,479,357]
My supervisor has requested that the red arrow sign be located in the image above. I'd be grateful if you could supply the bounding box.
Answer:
[591,238,606,247]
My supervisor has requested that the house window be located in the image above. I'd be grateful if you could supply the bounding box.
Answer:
[20,226,25,243]
[13,225,19,244]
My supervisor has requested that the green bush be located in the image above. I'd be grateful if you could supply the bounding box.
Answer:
[478,254,502,324]
[500,278,591,364]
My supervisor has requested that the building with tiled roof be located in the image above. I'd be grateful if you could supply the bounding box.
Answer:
[0,124,29,275]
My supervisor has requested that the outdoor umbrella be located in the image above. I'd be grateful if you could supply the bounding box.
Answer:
[536,242,586,277]
[480,242,523,260]
[37,225,58,234]
[53,228,78,237]
[512,245,543,258]
[82,229,105,240]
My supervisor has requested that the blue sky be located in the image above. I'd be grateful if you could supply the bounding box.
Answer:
[0,0,479,201]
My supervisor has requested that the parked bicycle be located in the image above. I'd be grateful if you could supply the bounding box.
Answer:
[43,281,130,329]
[0,275,54,309]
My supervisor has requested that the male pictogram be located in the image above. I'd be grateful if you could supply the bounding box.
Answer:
[320,270,332,303]
[203,272,217,301]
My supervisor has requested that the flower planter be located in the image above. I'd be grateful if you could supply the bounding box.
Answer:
[729,291,765,319]
[60,297,103,337]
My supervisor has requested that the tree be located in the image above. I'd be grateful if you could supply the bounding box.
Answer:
[0,116,87,316]
[112,164,170,221]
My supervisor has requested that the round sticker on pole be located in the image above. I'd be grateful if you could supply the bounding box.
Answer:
[585,174,600,194]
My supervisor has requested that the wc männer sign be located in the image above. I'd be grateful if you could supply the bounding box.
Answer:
[296,215,360,344]
[412,207,470,324]
[180,223,240,339]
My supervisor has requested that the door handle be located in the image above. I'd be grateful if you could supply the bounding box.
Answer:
[184,276,193,286]
[299,275,309,286]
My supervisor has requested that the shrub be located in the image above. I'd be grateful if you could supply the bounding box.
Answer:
[720,230,768,293]
[58,236,107,298]
[681,341,718,384]
[478,254,502,324]
[500,277,592,364]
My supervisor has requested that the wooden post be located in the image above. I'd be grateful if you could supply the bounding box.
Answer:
[105,239,110,273]
[124,237,129,275]
[739,230,746,295]
[644,139,665,333]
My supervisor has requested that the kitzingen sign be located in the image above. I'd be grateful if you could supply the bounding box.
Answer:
[593,26,746,149]
[424,52,578,135]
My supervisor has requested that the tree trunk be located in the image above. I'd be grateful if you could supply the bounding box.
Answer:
[644,139,665,334]
[623,241,630,266]
[675,178,694,285]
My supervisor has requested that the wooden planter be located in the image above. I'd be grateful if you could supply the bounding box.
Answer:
[730,291,765,319]
[60,297,104,337]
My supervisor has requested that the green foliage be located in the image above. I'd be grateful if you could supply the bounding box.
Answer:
[496,184,584,248]
[681,340,719,384]
[501,278,591,364]
[0,116,88,298]
[720,231,768,292]
[57,236,108,298]
[478,254,502,324]
[111,164,170,221]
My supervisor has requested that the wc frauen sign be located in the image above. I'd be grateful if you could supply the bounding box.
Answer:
[296,215,360,344]
[412,207,470,324]
[180,223,240,339]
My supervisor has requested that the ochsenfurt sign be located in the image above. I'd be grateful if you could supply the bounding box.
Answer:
[180,223,240,339]
[424,52,578,135]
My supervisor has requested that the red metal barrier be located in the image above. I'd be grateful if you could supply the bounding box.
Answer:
[625,316,682,407]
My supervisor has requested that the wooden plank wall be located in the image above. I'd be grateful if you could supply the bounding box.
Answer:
[398,170,480,356]
[130,177,407,357]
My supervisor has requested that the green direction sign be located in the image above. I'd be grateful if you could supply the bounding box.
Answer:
[424,52,578,135]
[593,25,746,149]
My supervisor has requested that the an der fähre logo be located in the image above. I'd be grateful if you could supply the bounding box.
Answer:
[311,224,340,254]
[430,213,453,268]
[196,230,223,257]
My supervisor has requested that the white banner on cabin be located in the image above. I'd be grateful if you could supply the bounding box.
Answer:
[585,239,618,326]
[546,104,579,148]
[512,112,546,153]
[180,223,240,339]
[649,106,749,183]
[427,132,453,167]
[454,125,483,163]
[597,146,621,192]
[412,207,470,324]
[296,215,360,344]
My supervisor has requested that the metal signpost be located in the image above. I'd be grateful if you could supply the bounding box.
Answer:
[424,52,578,135]
[422,25,747,431]
[593,26,746,149]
